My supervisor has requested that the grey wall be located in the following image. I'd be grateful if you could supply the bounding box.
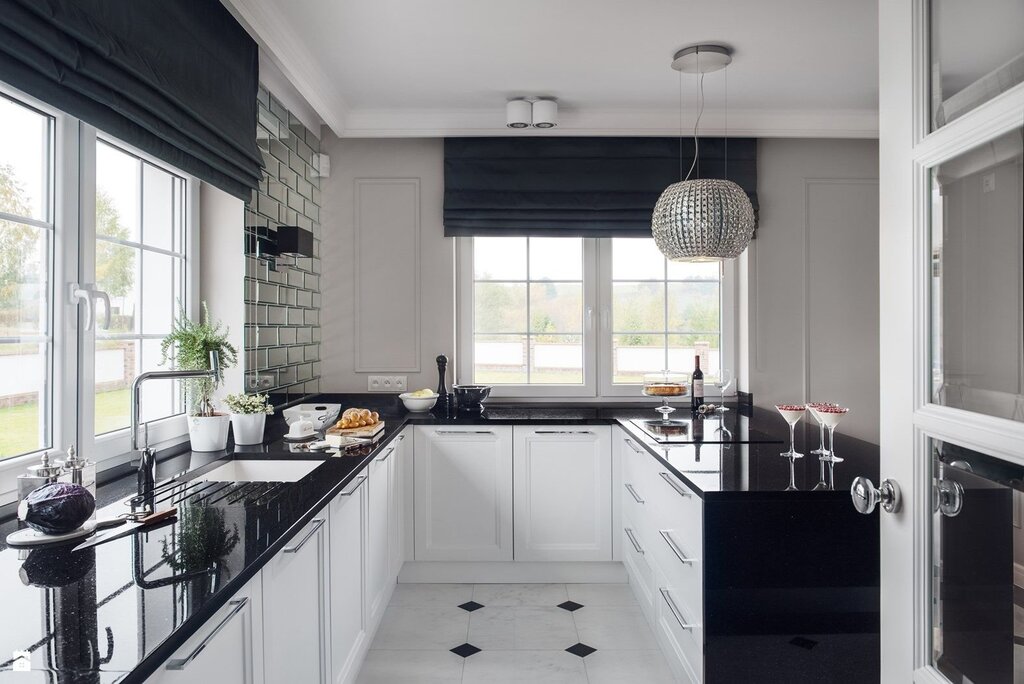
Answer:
[243,85,323,403]
[748,138,880,442]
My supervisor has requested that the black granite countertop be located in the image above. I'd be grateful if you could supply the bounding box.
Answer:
[0,395,878,682]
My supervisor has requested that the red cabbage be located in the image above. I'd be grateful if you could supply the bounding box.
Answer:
[18,483,96,535]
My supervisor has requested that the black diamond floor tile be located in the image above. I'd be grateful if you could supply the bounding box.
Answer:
[458,600,485,612]
[789,636,818,650]
[451,643,482,658]
[565,642,597,658]
[557,600,584,612]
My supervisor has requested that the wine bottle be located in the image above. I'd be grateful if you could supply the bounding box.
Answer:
[691,354,705,412]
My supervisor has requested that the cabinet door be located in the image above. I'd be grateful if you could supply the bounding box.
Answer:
[366,449,392,625]
[414,426,513,561]
[148,579,262,684]
[263,516,328,684]
[388,432,407,579]
[513,426,612,561]
[329,474,367,684]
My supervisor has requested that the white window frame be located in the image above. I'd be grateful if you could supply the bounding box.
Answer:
[0,80,198,498]
[456,236,738,400]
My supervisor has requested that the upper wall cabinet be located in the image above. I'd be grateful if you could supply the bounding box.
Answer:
[929,0,1024,130]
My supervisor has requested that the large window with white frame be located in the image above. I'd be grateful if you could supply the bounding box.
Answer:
[0,82,194,477]
[458,235,734,397]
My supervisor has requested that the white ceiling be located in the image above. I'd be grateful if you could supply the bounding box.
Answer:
[226,0,880,138]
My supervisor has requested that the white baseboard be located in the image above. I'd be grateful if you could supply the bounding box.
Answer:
[398,561,628,584]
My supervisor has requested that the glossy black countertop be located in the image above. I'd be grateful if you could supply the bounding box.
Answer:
[0,395,878,682]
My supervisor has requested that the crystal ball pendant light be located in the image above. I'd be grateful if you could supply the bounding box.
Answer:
[652,44,755,261]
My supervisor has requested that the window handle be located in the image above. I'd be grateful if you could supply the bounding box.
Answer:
[69,283,111,331]
[585,306,594,332]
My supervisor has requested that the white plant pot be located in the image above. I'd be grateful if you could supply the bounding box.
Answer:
[230,413,267,446]
[188,414,231,452]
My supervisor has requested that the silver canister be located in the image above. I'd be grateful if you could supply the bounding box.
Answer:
[16,451,64,505]
[58,445,97,498]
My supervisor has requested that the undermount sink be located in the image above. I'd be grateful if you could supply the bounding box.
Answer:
[197,459,322,483]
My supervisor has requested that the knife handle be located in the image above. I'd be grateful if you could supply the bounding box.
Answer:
[139,508,178,525]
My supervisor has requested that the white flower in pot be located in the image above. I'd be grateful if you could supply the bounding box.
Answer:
[224,392,274,445]
[160,303,238,452]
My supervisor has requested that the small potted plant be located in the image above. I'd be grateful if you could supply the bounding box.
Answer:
[224,392,274,445]
[160,303,237,451]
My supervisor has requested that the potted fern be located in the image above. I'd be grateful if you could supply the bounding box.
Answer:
[161,303,238,451]
[224,392,274,445]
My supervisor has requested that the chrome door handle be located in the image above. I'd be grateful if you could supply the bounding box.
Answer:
[659,588,695,631]
[624,483,645,504]
[850,476,902,514]
[659,529,695,565]
[340,475,367,496]
[435,430,495,435]
[283,518,325,553]
[934,478,964,517]
[535,430,594,435]
[659,472,692,498]
[166,598,248,669]
[624,527,644,555]
[624,438,643,454]
[377,446,395,462]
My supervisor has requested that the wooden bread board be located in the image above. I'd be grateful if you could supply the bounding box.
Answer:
[325,421,384,446]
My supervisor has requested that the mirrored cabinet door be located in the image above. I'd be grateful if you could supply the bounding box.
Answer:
[929,126,1024,422]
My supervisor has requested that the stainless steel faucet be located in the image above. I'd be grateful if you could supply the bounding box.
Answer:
[132,351,222,495]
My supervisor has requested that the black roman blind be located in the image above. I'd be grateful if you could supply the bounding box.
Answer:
[443,137,758,238]
[0,0,263,201]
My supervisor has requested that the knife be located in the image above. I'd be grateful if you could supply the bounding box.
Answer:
[72,508,178,552]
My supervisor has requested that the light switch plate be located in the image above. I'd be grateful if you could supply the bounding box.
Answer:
[368,375,407,392]
[247,374,276,391]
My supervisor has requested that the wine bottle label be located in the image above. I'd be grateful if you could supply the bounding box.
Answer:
[693,379,704,397]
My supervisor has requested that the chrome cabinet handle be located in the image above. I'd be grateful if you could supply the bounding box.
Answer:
[659,588,695,631]
[624,438,643,454]
[435,430,495,435]
[624,527,644,555]
[340,475,367,496]
[850,476,902,515]
[283,518,325,553]
[377,446,395,462]
[398,433,406,441]
[659,529,695,565]
[659,472,692,498]
[624,483,645,504]
[535,430,594,435]
[166,598,249,670]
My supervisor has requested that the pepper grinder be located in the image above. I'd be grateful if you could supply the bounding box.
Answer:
[434,354,453,415]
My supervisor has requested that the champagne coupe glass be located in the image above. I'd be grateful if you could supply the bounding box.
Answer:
[807,402,839,491]
[775,404,806,491]
[712,369,734,411]
[817,405,850,490]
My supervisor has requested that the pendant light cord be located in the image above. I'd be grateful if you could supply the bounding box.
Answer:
[684,70,705,182]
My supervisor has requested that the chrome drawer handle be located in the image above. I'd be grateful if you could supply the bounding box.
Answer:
[659,529,695,565]
[624,527,644,555]
[340,475,367,496]
[435,430,495,435]
[659,472,692,498]
[535,430,594,435]
[376,446,395,462]
[398,433,406,441]
[283,518,325,553]
[624,483,645,504]
[166,597,249,670]
[659,588,695,632]
[624,438,643,454]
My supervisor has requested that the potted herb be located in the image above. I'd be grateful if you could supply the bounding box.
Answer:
[224,392,274,445]
[160,303,237,451]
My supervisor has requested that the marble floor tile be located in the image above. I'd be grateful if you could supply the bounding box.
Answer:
[390,583,475,607]
[356,649,464,684]
[461,650,588,684]
[584,649,676,683]
[472,583,569,607]
[566,583,638,607]
[371,605,470,650]
[468,606,579,650]
[573,605,659,650]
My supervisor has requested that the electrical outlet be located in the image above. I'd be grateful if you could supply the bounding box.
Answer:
[982,172,996,193]
[368,375,408,392]
[247,374,275,390]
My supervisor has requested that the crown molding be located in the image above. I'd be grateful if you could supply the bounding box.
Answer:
[222,0,349,136]
[341,106,879,139]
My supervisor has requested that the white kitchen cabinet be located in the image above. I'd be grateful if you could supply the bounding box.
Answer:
[414,426,513,561]
[262,515,329,684]
[366,445,392,626]
[147,577,264,684]
[329,473,368,684]
[513,426,612,561]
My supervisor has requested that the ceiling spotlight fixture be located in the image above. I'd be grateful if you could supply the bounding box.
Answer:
[652,44,755,262]
[506,99,531,128]
[531,99,558,128]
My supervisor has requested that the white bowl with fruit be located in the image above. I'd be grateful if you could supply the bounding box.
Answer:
[399,388,438,412]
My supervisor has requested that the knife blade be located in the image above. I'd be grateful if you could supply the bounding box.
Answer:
[72,508,178,552]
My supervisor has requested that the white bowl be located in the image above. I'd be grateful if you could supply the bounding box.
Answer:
[282,403,341,430]
[399,392,438,413]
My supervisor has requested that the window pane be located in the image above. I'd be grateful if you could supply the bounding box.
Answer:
[612,334,666,384]
[96,142,140,241]
[475,282,526,333]
[97,241,137,333]
[530,334,583,384]
[0,95,50,222]
[0,221,48,336]
[0,342,49,458]
[612,238,665,280]
[668,281,720,332]
[530,282,582,334]
[529,237,582,280]
[474,237,526,280]
[139,338,178,423]
[141,251,177,335]
[95,339,135,435]
[474,334,527,384]
[142,162,177,252]
[667,260,720,281]
[613,282,664,332]
[668,334,720,377]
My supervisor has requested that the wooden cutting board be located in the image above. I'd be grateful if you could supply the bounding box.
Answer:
[325,421,385,438]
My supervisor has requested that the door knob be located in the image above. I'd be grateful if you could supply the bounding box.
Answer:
[850,476,902,514]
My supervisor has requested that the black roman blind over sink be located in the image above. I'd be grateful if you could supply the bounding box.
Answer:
[0,0,263,201]
[443,137,758,238]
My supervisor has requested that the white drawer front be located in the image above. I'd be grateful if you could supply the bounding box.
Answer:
[654,568,704,684]
[621,518,657,619]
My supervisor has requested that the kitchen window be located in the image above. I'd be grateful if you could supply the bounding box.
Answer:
[457,236,735,398]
